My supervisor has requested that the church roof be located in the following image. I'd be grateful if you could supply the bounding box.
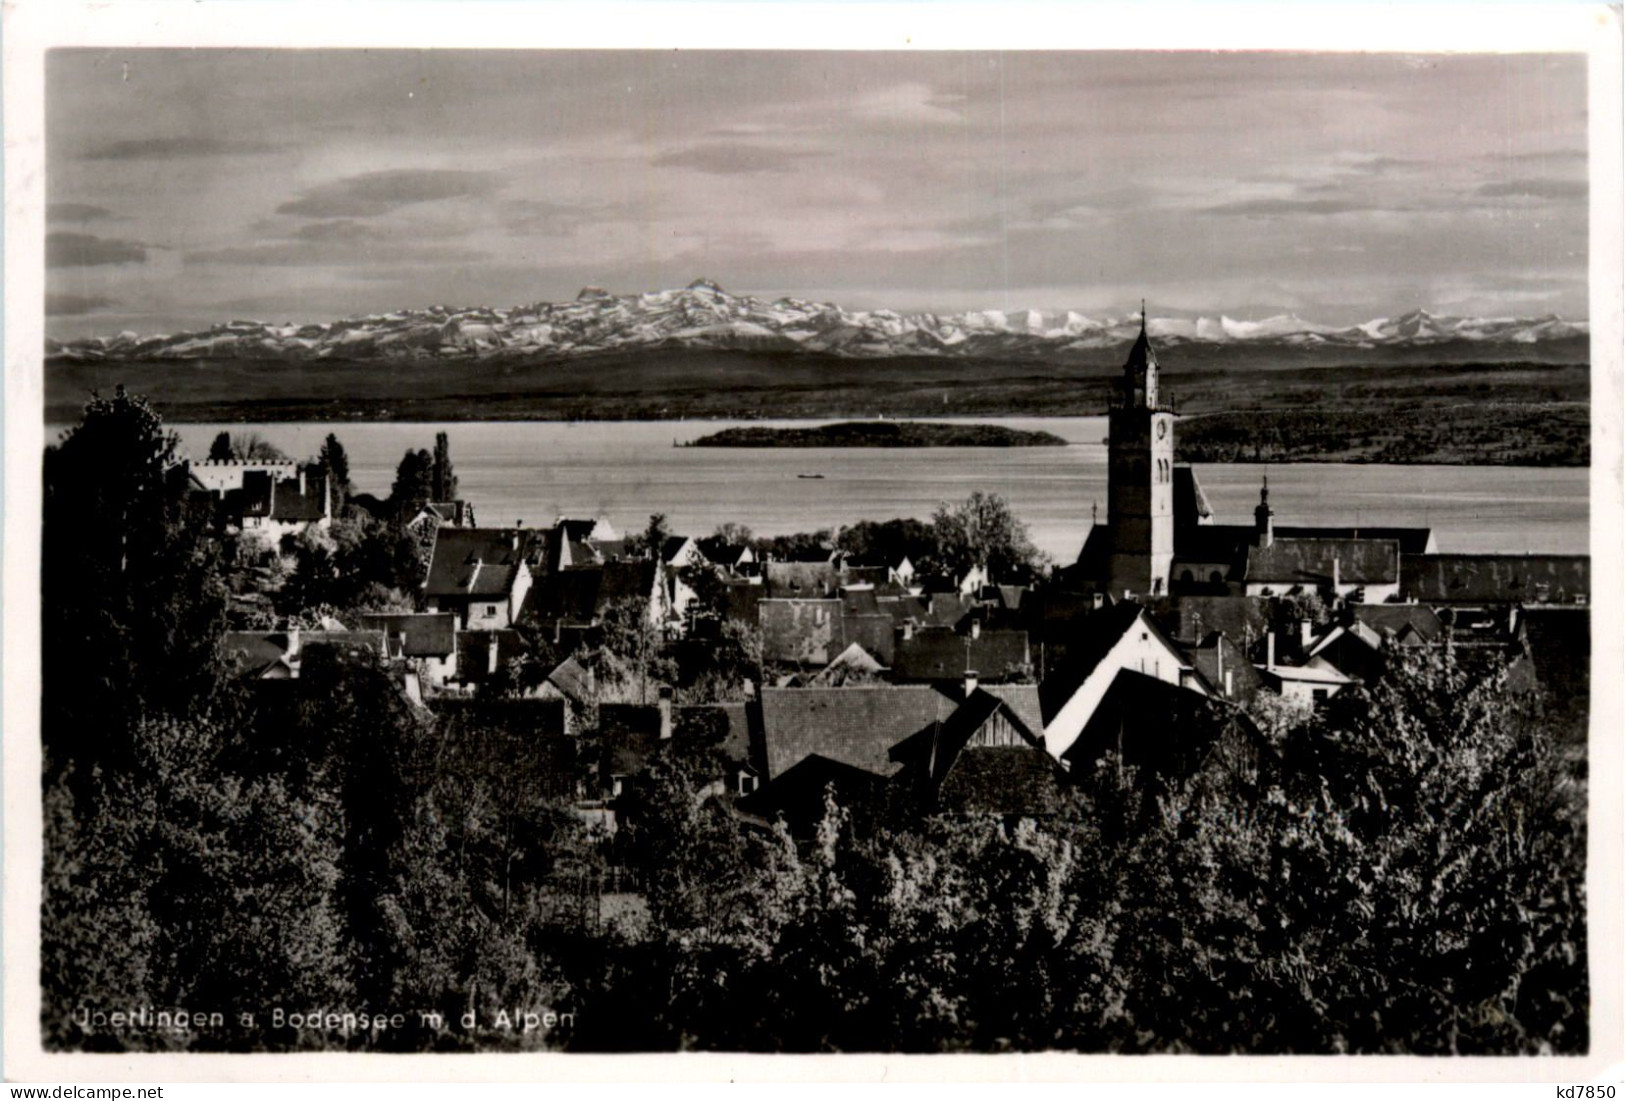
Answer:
[1242,537,1400,586]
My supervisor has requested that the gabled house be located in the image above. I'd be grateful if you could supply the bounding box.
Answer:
[697,537,756,575]
[525,559,671,647]
[1057,670,1249,784]
[424,527,550,630]
[744,679,1054,831]
[1256,657,1358,706]
[661,535,709,569]
[359,612,459,688]
[412,500,478,528]
[1038,601,1209,765]
[1350,603,1444,646]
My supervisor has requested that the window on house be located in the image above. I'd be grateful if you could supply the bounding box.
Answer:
[1312,688,1330,705]
[485,605,498,617]
[737,773,758,796]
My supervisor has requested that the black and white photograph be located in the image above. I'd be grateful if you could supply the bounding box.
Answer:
[4,1,1621,1085]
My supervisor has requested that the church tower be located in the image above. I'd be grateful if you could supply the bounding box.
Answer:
[1105,306,1176,596]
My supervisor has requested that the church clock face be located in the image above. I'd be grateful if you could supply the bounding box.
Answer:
[1156,419,1167,440]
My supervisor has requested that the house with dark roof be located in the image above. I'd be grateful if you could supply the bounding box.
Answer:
[1240,536,1400,602]
[450,628,528,692]
[424,527,551,630]
[1038,601,1209,764]
[599,690,674,798]
[528,655,595,733]
[1350,603,1445,646]
[1157,594,1271,653]
[696,537,756,574]
[189,458,334,544]
[222,627,387,680]
[759,598,844,665]
[359,612,459,688]
[1301,619,1389,683]
[1401,554,1590,606]
[764,560,840,598]
[745,678,1055,830]
[524,559,669,645]
[891,623,1031,684]
[1188,631,1265,705]
[1058,670,1251,783]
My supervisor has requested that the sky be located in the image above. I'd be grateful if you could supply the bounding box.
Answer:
[45,49,1588,337]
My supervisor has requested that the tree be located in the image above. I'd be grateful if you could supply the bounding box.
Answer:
[931,490,1045,581]
[594,595,675,702]
[431,431,458,502]
[710,521,753,547]
[42,387,231,772]
[318,432,353,512]
[388,448,434,522]
[625,513,672,560]
[836,517,937,566]
[208,431,234,462]
[232,430,287,461]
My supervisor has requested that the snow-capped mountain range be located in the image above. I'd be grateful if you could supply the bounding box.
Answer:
[46,279,1590,363]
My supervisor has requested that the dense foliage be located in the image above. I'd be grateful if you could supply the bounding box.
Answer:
[38,393,1587,1054]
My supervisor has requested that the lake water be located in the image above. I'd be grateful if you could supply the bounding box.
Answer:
[158,418,1589,563]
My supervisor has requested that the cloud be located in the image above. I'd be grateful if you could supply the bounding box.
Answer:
[284,219,386,243]
[81,136,280,160]
[185,238,488,268]
[48,202,115,223]
[651,143,825,175]
[275,169,502,218]
[46,231,149,267]
[1204,197,1385,217]
[1476,178,1587,200]
[46,292,118,316]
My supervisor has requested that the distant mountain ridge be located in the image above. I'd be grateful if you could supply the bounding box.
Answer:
[46,279,1590,364]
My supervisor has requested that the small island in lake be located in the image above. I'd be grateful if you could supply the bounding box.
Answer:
[688,421,1068,448]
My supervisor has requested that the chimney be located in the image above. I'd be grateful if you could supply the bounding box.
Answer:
[298,465,307,496]
[964,669,979,697]
[1299,618,1312,647]
[487,637,500,676]
[1332,555,1341,591]
[512,531,521,551]
[970,619,982,640]
[1265,630,1275,670]
[902,620,915,641]
[657,685,674,740]
[287,626,301,660]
